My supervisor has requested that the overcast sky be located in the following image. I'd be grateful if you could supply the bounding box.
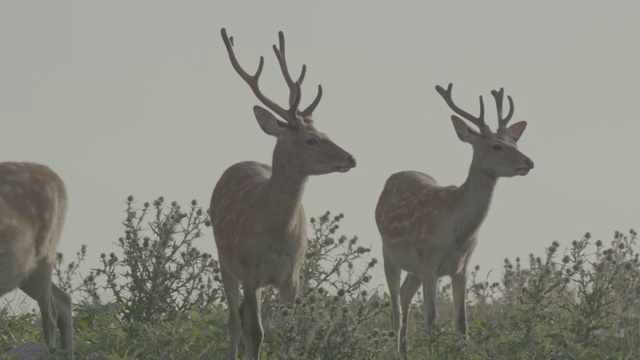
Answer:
[1,1,638,291]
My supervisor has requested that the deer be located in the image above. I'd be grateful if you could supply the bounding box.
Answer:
[375,83,534,354]
[0,162,73,359]
[210,28,357,360]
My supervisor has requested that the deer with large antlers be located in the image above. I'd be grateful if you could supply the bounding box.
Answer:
[211,29,356,359]
[0,162,73,358]
[375,84,534,354]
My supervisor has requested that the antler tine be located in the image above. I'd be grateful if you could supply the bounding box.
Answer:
[435,83,490,134]
[300,85,323,117]
[491,88,515,132]
[220,28,300,126]
[273,31,323,118]
[273,31,306,107]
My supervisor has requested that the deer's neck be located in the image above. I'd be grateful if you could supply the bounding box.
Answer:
[453,156,498,223]
[265,158,308,226]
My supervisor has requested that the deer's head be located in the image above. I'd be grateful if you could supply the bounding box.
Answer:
[436,84,534,178]
[222,29,356,177]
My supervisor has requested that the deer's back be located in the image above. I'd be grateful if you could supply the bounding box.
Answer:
[376,170,485,276]
[210,161,271,244]
[376,170,463,244]
[376,170,443,240]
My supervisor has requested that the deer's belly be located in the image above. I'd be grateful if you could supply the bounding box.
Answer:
[382,237,476,278]
[256,250,302,287]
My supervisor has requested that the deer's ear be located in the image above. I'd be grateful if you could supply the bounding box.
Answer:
[253,106,287,136]
[451,115,479,143]
[506,121,527,143]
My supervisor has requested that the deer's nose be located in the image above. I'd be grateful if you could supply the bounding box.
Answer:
[347,155,357,168]
[525,158,534,169]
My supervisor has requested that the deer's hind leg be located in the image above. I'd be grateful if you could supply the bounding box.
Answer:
[399,273,421,354]
[52,283,73,357]
[19,261,57,349]
[383,250,402,352]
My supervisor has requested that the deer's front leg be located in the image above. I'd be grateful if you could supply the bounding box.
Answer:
[451,271,468,336]
[220,266,241,359]
[422,272,438,333]
[278,275,300,359]
[278,275,300,308]
[241,283,263,360]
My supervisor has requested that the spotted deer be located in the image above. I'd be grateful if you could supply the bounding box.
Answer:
[211,28,356,359]
[375,84,534,354]
[0,162,73,359]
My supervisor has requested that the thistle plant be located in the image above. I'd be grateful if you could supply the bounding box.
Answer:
[54,244,88,295]
[560,230,640,344]
[259,211,397,360]
[39,213,640,359]
[85,196,222,324]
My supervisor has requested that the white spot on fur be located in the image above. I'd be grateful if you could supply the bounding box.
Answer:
[1,218,18,227]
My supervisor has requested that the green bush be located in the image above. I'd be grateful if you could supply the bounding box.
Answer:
[1,196,638,359]
[82,196,222,324]
[258,211,396,359]
[406,230,640,359]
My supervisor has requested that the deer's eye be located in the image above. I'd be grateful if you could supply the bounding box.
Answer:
[306,138,318,146]
[492,144,503,151]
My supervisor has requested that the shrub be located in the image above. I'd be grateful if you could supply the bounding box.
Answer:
[82,196,223,324]
[4,200,639,359]
[391,230,640,359]
[258,211,396,359]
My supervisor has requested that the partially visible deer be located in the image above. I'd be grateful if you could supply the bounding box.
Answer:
[0,162,73,359]
[375,84,534,354]
[211,28,356,360]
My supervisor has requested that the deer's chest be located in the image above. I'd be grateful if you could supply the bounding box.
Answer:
[255,218,308,283]
[426,213,481,271]
[432,234,479,276]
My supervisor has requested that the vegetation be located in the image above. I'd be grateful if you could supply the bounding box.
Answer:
[1,197,638,359]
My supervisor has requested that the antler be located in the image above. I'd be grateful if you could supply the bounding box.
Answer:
[491,88,515,134]
[220,28,300,127]
[435,83,491,134]
[271,32,323,118]
[221,28,324,126]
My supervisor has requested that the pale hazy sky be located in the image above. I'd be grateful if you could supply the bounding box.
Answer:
[1,2,638,289]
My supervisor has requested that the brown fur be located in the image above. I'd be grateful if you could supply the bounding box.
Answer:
[376,85,533,354]
[0,162,73,359]
[214,29,356,360]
